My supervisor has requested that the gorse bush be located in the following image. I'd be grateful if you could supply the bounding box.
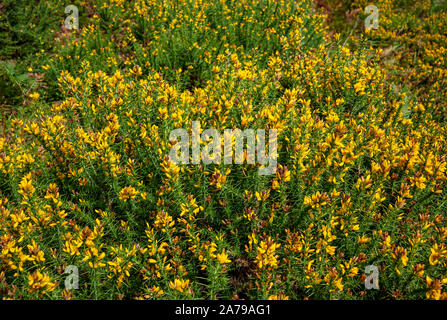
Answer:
[0,0,446,300]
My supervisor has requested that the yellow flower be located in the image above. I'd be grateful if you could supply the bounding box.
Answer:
[358,235,371,244]
[29,92,40,100]
[18,173,35,200]
[268,293,289,300]
[169,278,190,293]
[254,237,280,269]
[27,270,56,294]
[401,254,408,266]
[118,186,139,201]
[325,245,336,256]
[216,249,231,264]
[334,278,344,291]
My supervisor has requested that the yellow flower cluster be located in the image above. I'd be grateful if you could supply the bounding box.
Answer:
[0,0,445,300]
